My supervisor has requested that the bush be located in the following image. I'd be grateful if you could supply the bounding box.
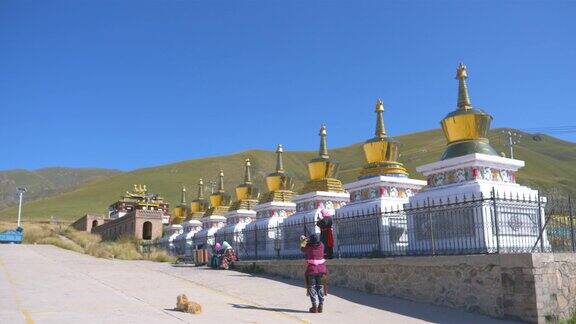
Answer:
[22,223,57,244]
[144,250,177,263]
[62,228,101,249]
[37,237,84,254]
[107,242,142,260]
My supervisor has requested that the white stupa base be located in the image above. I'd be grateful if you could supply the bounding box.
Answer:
[215,209,256,254]
[160,224,183,255]
[173,219,202,257]
[406,153,550,255]
[281,191,350,258]
[335,175,426,256]
[241,201,296,259]
[193,215,226,251]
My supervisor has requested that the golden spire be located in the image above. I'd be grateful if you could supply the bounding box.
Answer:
[375,99,386,139]
[197,179,204,200]
[217,170,225,193]
[318,125,329,159]
[243,159,252,184]
[180,185,187,205]
[439,63,497,160]
[206,170,231,215]
[232,159,260,209]
[275,144,285,173]
[261,144,295,203]
[189,178,208,218]
[360,99,408,178]
[302,124,343,193]
[456,63,472,110]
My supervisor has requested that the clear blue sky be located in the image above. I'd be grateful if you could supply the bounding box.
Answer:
[1,1,574,171]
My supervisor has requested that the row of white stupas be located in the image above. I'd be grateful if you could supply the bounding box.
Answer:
[160,63,548,258]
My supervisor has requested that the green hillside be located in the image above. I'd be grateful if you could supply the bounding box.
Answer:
[0,128,574,222]
[0,168,121,210]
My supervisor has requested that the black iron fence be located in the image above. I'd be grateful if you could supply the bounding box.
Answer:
[230,189,574,260]
[151,189,575,261]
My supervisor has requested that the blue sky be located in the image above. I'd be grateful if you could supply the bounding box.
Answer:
[1,1,574,171]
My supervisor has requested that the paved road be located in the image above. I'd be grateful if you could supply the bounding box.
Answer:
[0,245,515,324]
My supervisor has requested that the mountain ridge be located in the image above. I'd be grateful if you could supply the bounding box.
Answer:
[0,128,574,222]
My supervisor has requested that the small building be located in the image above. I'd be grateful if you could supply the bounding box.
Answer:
[70,213,107,233]
[92,209,163,241]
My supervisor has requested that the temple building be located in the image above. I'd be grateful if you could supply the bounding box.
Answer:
[406,63,549,253]
[243,144,297,259]
[215,159,260,253]
[336,99,426,255]
[173,179,207,257]
[71,184,166,241]
[108,184,170,224]
[192,170,230,250]
[281,125,349,257]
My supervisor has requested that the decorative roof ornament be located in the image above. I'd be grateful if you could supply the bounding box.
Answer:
[243,158,252,184]
[439,63,498,160]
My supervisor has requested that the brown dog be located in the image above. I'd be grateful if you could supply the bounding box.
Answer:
[175,294,202,314]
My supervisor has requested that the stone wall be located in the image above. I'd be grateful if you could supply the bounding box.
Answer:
[70,213,106,232]
[236,253,576,323]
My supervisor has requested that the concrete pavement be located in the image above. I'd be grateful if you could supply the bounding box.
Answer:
[0,245,516,323]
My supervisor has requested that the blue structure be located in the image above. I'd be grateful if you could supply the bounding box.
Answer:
[0,227,23,244]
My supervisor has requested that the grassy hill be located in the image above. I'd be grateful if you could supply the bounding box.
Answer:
[0,128,574,222]
[0,168,121,210]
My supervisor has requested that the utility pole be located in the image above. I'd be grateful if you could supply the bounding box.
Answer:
[503,130,521,159]
[16,187,27,227]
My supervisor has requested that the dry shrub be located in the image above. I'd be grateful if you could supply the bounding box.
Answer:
[107,242,142,260]
[85,244,114,259]
[63,228,101,249]
[37,237,84,254]
[22,223,57,244]
[144,249,177,263]
[0,221,17,232]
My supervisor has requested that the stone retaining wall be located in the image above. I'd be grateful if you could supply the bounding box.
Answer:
[236,253,576,323]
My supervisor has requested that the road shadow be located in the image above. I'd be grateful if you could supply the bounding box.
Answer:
[231,269,516,324]
[229,303,310,314]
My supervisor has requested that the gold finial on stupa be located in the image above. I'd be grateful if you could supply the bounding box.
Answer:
[301,125,344,193]
[171,184,188,224]
[231,159,260,210]
[180,185,187,205]
[188,178,208,219]
[205,170,231,216]
[275,144,285,173]
[456,63,472,110]
[375,99,386,139]
[360,99,408,178]
[261,144,295,203]
[439,63,498,160]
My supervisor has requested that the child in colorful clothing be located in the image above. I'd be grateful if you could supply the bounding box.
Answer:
[300,233,327,313]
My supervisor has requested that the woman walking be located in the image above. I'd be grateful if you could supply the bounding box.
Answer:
[300,233,327,313]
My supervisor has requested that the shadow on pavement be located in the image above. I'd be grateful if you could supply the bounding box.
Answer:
[230,303,310,314]
[231,270,515,324]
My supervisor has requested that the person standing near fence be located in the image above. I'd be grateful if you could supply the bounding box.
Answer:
[316,208,335,259]
[300,233,328,313]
